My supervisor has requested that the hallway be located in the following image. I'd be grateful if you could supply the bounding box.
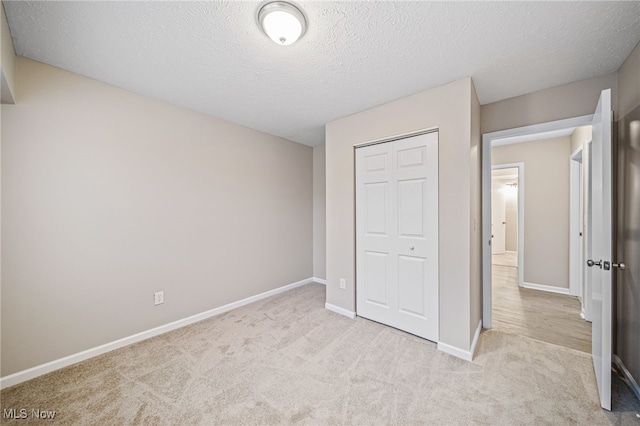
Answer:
[491,258,591,353]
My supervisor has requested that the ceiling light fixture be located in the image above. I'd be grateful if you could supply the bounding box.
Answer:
[258,1,306,46]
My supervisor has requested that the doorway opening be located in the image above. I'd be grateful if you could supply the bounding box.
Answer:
[491,164,523,284]
[482,116,594,354]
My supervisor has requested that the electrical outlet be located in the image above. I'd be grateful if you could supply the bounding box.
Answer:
[339,278,346,290]
[154,291,164,306]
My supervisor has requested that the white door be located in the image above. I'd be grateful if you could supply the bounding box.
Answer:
[491,184,506,254]
[586,89,613,411]
[355,132,439,341]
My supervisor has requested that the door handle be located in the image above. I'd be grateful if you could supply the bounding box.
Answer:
[410,246,415,251]
[612,262,626,270]
[587,259,602,268]
[587,260,626,270]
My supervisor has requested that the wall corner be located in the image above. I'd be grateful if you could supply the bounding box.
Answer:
[1,2,17,104]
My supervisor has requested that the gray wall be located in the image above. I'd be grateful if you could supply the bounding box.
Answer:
[616,40,640,384]
[313,144,326,280]
[325,78,482,353]
[493,137,572,289]
[1,58,313,376]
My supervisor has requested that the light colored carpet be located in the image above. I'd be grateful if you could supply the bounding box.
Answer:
[1,283,638,425]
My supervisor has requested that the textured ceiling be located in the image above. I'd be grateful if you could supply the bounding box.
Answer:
[4,1,640,147]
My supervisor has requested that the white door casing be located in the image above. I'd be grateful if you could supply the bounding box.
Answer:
[569,148,585,300]
[587,88,613,411]
[355,132,439,342]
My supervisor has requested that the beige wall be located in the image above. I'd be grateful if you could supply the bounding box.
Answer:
[469,81,482,343]
[313,144,326,279]
[1,58,313,376]
[492,137,571,289]
[1,2,16,103]
[570,125,592,154]
[481,73,618,135]
[325,78,481,352]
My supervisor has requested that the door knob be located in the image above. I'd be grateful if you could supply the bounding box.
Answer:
[410,246,415,251]
[612,262,626,270]
[587,259,602,268]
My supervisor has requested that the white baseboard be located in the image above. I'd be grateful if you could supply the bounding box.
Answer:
[324,303,356,319]
[437,320,482,362]
[522,282,570,295]
[312,277,327,285]
[613,354,640,402]
[438,341,473,362]
[0,277,315,390]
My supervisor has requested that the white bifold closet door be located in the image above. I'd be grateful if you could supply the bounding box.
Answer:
[355,131,439,342]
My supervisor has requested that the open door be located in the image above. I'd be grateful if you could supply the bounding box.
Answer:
[586,88,613,410]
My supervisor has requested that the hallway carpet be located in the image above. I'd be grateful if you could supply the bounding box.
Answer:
[1,283,638,425]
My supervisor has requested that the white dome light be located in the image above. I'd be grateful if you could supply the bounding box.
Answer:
[258,2,307,46]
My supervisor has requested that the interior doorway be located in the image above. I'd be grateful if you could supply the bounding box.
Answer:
[483,116,591,351]
[491,165,523,280]
[489,150,591,353]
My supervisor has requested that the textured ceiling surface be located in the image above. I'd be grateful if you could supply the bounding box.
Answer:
[4,1,640,146]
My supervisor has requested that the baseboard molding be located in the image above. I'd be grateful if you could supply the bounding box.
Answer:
[613,354,640,402]
[437,320,482,362]
[324,303,356,319]
[0,277,315,390]
[312,277,327,285]
[522,282,570,295]
[437,341,473,362]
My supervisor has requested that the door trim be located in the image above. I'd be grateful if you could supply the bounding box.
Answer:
[353,127,438,149]
[569,147,584,299]
[482,115,593,329]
